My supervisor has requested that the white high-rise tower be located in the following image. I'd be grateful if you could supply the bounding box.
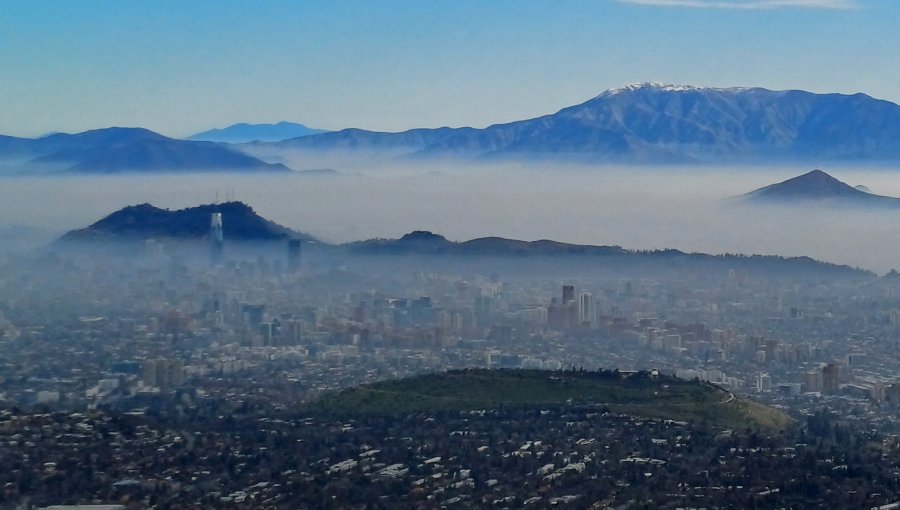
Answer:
[210,212,224,265]
[578,292,593,326]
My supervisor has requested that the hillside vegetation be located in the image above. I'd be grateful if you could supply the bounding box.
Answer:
[313,368,793,430]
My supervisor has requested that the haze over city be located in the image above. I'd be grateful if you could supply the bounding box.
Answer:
[0,1,898,271]
[3,2,900,509]
[5,165,900,272]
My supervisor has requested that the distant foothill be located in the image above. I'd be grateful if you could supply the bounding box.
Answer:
[737,169,900,207]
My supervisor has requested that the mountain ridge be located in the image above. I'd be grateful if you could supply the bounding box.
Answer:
[348,229,867,276]
[7,84,900,168]
[271,84,900,163]
[57,201,872,277]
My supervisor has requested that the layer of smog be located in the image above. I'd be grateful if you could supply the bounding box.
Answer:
[7,3,900,508]
[2,163,900,272]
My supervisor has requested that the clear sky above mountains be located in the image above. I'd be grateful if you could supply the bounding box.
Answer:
[1,0,897,138]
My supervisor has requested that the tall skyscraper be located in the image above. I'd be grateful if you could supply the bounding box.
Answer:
[823,363,840,393]
[168,359,185,386]
[562,285,575,304]
[475,295,492,328]
[578,292,593,326]
[210,212,224,266]
[141,361,157,387]
[287,239,302,272]
[154,358,170,387]
[560,285,578,329]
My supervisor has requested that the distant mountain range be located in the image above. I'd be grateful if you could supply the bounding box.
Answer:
[739,169,900,207]
[273,83,900,163]
[58,202,869,277]
[61,202,312,242]
[188,122,329,144]
[0,127,289,174]
[6,84,900,172]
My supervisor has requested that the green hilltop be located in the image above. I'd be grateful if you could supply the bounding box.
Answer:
[311,368,793,431]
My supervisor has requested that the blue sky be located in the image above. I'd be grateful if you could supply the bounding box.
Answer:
[0,0,897,137]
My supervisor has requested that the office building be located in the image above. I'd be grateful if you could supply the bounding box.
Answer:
[210,212,224,266]
[562,285,575,304]
[578,292,593,326]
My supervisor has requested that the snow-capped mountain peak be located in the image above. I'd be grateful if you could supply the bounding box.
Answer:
[597,82,749,98]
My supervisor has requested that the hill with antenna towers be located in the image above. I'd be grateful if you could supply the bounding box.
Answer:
[60,202,315,242]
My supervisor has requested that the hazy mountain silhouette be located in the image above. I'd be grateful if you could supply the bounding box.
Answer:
[0,127,289,174]
[349,231,629,256]
[188,122,329,143]
[59,205,869,277]
[276,83,900,163]
[739,169,900,207]
[345,230,866,277]
[61,201,313,242]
